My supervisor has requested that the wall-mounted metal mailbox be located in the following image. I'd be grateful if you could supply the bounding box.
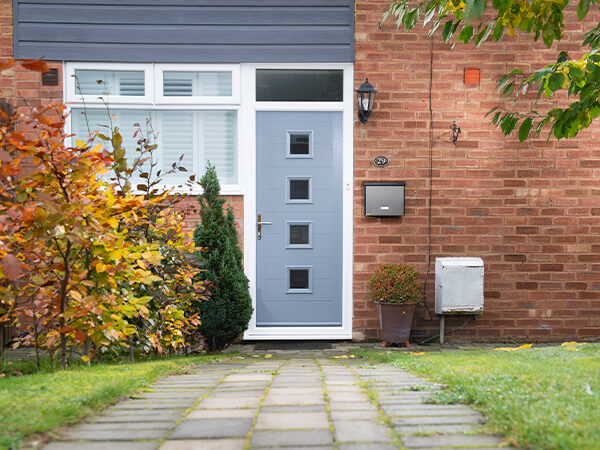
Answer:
[364,181,405,217]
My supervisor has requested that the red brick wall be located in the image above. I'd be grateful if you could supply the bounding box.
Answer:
[354,0,600,341]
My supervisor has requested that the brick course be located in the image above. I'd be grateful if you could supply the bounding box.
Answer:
[354,0,600,341]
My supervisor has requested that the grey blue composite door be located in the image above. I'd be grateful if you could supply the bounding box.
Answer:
[256,111,343,327]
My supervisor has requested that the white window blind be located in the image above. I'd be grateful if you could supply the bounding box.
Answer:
[72,108,237,185]
[71,108,151,181]
[74,70,145,96]
[159,110,195,181]
[199,110,237,184]
[163,71,232,97]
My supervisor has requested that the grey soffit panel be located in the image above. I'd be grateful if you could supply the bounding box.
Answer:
[14,0,354,63]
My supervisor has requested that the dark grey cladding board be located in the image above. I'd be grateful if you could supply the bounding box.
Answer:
[14,0,354,63]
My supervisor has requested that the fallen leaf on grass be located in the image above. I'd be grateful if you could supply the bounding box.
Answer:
[493,343,533,352]
[410,352,427,356]
[561,341,585,352]
[233,356,245,359]
[585,383,594,395]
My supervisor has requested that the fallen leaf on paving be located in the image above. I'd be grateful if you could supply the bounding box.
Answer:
[252,354,260,358]
[264,354,273,359]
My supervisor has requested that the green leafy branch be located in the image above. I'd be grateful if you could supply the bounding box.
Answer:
[490,51,600,140]
[384,0,576,48]
[385,0,600,140]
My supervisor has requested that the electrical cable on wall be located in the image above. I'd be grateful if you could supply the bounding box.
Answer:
[421,35,435,321]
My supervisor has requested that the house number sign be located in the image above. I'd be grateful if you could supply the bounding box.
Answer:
[373,156,389,167]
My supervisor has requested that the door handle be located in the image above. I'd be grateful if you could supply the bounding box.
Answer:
[257,213,272,240]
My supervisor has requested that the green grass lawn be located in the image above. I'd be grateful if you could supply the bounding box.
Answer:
[0,354,226,448]
[355,343,600,449]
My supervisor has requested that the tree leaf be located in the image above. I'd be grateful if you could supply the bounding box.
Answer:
[557,51,569,63]
[21,60,49,72]
[458,26,474,43]
[577,0,592,20]
[547,73,565,92]
[442,21,454,42]
[1,254,22,281]
[403,8,419,29]
[518,117,533,142]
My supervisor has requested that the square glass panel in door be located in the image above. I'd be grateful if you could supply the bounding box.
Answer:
[287,177,311,203]
[287,266,312,293]
[287,222,312,248]
[288,132,312,158]
[256,111,343,328]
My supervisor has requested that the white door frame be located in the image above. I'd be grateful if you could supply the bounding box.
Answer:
[242,63,354,340]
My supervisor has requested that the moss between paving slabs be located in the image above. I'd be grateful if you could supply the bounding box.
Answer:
[354,343,600,449]
[0,354,225,447]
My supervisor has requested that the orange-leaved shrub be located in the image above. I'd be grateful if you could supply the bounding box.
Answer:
[0,59,206,368]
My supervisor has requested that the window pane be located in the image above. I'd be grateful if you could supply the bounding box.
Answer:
[71,108,151,179]
[289,133,310,155]
[163,71,232,97]
[289,269,310,290]
[160,110,194,179]
[290,224,310,245]
[256,70,343,102]
[72,108,238,185]
[74,70,144,96]
[200,110,237,184]
[289,179,310,200]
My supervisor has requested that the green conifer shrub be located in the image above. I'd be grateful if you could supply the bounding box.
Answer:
[193,163,252,351]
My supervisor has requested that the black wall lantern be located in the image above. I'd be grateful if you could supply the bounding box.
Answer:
[356,78,377,124]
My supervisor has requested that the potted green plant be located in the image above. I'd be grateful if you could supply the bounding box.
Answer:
[369,264,423,347]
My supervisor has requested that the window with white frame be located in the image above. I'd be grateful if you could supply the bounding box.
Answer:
[66,63,240,187]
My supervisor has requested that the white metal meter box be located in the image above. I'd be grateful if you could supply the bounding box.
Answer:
[435,257,484,315]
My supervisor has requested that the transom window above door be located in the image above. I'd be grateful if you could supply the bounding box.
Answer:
[66,63,240,189]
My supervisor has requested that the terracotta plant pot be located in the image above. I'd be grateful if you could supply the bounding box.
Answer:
[377,303,416,344]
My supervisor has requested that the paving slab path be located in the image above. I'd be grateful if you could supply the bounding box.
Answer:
[44,351,515,449]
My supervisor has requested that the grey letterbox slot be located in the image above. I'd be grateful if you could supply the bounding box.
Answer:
[364,182,405,217]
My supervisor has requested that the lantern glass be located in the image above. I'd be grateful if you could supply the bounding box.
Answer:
[356,78,377,123]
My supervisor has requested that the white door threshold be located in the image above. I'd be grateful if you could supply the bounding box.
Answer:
[244,327,351,340]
